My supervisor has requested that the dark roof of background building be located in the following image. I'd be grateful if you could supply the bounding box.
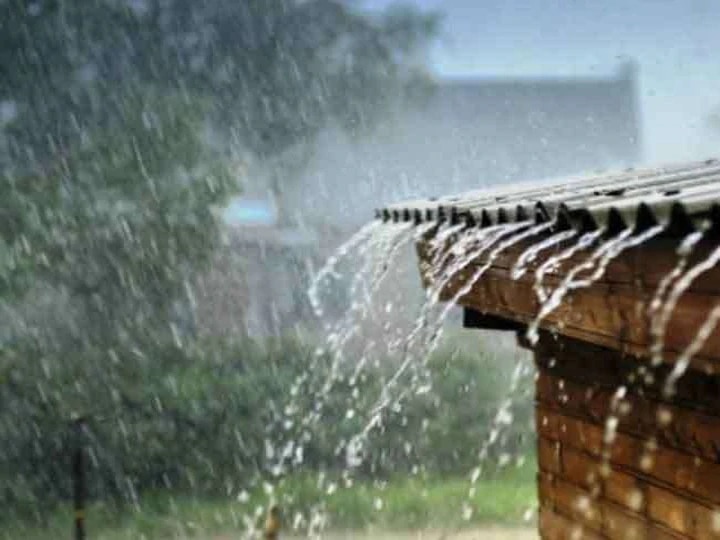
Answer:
[290,62,642,229]
[416,63,640,177]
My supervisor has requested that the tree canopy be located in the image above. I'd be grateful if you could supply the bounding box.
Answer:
[0,0,440,300]
[0,0,440,508]
[1,0,439,167]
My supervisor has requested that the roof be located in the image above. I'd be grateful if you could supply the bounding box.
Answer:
[377,158,720,236]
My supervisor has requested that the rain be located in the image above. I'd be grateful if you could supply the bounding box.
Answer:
[3,1,720,539]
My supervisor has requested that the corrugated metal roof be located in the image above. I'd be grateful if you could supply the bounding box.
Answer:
[376,159,720,234]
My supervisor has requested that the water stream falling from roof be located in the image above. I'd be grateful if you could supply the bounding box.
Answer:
[532,229,605,305]
[650,231,720,367]
[298,185,720,535]
[526,225,664,345]
[330,221,555,504]
[382,222,531,394]
[663,302,720,397]
[318,222,414,395]
[308,220,381,318]
[645,228,720,397]
[417,220,554,369]
[286,222,412,431]
[511,228,578,280]
[647,229,706,340]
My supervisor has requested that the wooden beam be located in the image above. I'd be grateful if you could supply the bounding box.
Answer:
[539,505,607,540]
[536,370,720,464]
[462,307,525,331]
[533,334,720,415]
[536,406,720,508]
[417,233,720,364]
[537,437,720,539]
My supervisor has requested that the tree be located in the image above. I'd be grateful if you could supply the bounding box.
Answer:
[0,0,440,508]
[1,0,439,166]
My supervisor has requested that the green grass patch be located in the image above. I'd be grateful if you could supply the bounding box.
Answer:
[3,460,536,539]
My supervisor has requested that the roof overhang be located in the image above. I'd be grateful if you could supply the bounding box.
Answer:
[377,159,720,368]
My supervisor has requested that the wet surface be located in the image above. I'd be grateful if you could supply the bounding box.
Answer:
[213,527,538,540]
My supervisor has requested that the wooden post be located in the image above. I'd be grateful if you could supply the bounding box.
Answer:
[264,504,281,539]
[72,418,86,540]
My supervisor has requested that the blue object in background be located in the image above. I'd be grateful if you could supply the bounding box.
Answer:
[223,197,278,226]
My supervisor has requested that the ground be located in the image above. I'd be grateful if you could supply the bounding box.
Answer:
[213,527,538,539]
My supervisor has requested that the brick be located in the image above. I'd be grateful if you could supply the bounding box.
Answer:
[561,446,601,491]
[604,470,644,515]
[647,484,690,535]
[539,506,604,540]
[603,502,648,540]
[691,503,720,539]
[539,436,562,474]
[552,478,603,532]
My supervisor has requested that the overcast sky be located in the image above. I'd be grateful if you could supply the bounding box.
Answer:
[363,0,720,164]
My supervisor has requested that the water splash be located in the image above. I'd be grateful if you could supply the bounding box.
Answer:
[469,357,530,485]
[511,228,577,280]
[259,221,413,490]
[428,220,554,337]
[573,225,663,289]
[647,230,705,329]
[532,229,605,304]
[427,223,519,305]
[272,219,448,497]
[600,385,627,458]
[308,220,381,317]
[362,221,554,441]
[383,223,534,391]
[295,213,675,536]
[591,383,630,517]
[641,227,719,409]
[298,225,395,407]
[527,225,663,345]
[337,221,437,381]
[413,222,473,306]
[382,224,512,361]
[650,237,720,366]
[317,221,436,395]
[319,222,414,386]
[333,224,535,470]
[663,301,720,397]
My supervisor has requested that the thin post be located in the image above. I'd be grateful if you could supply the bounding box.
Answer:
[264,504,281,539]
[72,418,86,540]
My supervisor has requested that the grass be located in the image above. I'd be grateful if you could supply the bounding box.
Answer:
[2,460,537,539]
[315,460,537,530]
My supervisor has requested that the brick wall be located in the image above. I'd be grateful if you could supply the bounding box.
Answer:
[534,332,720,539]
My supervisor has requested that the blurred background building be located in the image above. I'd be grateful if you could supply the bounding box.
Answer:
[196,62,641,338]
[291,61,640,228]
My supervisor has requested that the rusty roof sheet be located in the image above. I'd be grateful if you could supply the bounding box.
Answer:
[376,159,720,234]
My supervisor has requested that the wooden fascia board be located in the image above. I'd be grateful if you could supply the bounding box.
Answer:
[415,232,720,366]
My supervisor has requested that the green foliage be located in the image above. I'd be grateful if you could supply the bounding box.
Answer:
[0,0,440,304]
[0,3,451,532]
[1,334,535,521]
[0,5,441,509]
[4,465,536,539]
[1,89,233,305]
[0,0,440,167]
